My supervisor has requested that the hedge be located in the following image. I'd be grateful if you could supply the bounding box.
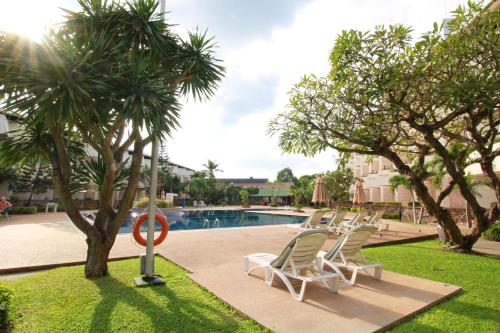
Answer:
[483,224,500,242]
[382,212,400,220]
[0,284,12,329]
[133,198,173,209]
[10,206,38,214]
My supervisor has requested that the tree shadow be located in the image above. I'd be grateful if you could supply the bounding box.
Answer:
[89,275,247,333]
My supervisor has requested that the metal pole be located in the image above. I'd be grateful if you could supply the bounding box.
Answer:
[145,138,158,277]
[143,0,166,279]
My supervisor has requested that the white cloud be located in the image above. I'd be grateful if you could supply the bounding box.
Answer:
[167,0,468,179]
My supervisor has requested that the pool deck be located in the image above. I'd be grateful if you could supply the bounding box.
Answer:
[158,225,461,333]
[0,210,497,332]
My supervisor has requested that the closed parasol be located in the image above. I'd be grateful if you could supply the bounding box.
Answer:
[312,176,329,204]
[352,180,366,205]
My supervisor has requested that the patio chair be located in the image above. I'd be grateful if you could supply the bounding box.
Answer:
[362,210,387,231]
[318,225,383,286]
[244,229,340,301]
[0,209,9,219]
[288,210,326,233]
[341,211,368,232]
[364,210,385,225]
[325,210,347,234]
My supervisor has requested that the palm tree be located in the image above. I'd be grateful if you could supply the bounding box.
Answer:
[390,175,418,223]
[203,159,223,178]
[0,0,224,277]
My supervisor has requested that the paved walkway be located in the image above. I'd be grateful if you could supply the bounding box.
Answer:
[1,211,497,332]
[0,211,497,271]
[156,225,460,333]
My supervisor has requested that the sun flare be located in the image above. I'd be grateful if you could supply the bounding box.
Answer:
[0,1,68,41]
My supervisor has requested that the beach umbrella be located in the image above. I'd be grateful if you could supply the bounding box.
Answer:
[312,176,329,204]
[352,180,366,205]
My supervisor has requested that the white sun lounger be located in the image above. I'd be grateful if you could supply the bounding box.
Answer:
[341,211,368,232]
[289,210,326,233]
[364,210,386,230]
[318,225,383,286]
[244,229,340,301]
[325,210,347,234]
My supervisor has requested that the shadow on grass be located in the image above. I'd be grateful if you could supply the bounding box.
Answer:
[389,322,449,332]
[443,296,500,324]
[89,275,244,333]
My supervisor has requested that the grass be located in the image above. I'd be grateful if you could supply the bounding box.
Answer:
[4,257,268,333]
[3,240,499,333]
[363,240,500,332]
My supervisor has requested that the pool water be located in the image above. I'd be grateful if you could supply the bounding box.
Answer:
[119,209,306,233]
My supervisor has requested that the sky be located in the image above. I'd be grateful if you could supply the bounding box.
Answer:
[0,0,468,180]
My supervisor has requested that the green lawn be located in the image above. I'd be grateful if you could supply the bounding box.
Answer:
[4,258,268,333]
[3,240,499,333]
[363,240,500,332]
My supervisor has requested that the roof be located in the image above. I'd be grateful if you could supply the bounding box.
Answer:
[127,150,195,171]
[216,178,268,184]
[253,188,292,197]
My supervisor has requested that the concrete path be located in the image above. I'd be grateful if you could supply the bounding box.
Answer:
[2,211,498,332]
[157,225,460,333]
[0,211,496,271]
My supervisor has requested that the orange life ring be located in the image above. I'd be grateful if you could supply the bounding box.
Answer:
[133,213,169,246]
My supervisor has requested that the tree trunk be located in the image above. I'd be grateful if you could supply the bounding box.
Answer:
[417,205,424,224]
[85,235,112,278]
[410,189,417,223]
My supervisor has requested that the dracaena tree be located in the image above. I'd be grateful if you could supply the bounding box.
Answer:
[0,0,224,277]
[269,1,499,252]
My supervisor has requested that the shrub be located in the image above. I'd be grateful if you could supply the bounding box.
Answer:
[483,224,500,242]
[239,189,249,206]
[376,201,402,206]
[0,285,12,328]
[10,206,38,214]
[133,198,173,209]
[407,201,421,207]
[382,212,400,220]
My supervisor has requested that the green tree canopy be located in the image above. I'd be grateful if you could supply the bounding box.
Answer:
[269,2,499,251]
[323,168,353,202]
[276,167,297,184]
[203,159,222,178]
[0,0,224,277]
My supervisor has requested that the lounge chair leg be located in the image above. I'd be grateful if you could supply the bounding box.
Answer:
[349,268,359,285]
[243,256,249,273]
[265,270,274,286]
[273,270,303,301]
[318,274,340,293]
[373,266,383,280]
[264,267,273,285]
[298,281,307,301]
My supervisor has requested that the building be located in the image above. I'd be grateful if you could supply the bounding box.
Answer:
[346,153,498,209]
[215,178,294,205]
[216,178,293,189]
[0,112,195,202]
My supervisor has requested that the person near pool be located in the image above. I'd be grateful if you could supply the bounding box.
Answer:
[0,196,12,217]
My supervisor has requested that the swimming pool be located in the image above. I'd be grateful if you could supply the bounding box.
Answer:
[119,209,306,233]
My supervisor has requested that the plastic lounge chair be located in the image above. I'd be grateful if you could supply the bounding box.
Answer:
[244,229,340,301]
[318,225,383,286]
[290,210,326,232]
[364,210,386,230]
[0,209,9,219]
[364,210,384,224]
[341,211,368,232]
[325,210,347,234]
